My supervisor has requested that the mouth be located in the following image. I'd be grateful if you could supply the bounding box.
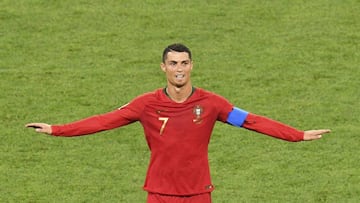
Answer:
[176,74,185,79]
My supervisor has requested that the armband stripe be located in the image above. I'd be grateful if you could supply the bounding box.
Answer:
[227,107,249,127]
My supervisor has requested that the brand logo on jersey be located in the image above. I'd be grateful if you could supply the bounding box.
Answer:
[193,105,203,124]
[156,109,167,114]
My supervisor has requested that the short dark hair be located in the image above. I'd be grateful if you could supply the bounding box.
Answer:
[162,43,192,63]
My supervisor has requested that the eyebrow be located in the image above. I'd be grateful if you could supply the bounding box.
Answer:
[168,60,190,64]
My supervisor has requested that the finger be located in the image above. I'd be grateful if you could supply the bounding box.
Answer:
[315,129,331,135]
[35,128,44,133]
[25,123,42,129]
[308,133,322,139]
[315,134,322,139]
[322,129,331,134]
[26,125,41,128]
[26,123,39,127]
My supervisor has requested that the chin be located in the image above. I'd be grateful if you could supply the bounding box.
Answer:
[169,79,189,88]
[171,82,186,88]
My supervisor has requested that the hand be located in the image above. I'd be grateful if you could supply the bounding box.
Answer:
[25,123,52,134]
[303,129,331,141]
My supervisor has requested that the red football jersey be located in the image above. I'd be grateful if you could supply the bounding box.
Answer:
[51,87,304,195]
[52,88,234,195]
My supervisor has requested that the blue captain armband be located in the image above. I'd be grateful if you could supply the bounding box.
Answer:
[227,107,249,127]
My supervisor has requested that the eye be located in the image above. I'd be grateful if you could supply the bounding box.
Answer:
[182,61,189,65]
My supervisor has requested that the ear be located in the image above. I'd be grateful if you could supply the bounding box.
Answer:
[160,63,166,72]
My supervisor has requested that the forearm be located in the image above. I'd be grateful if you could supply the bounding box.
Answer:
[51,110,134,137]
[242,113,304,142]
[51,115,111,137]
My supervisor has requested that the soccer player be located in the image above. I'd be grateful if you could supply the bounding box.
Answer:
[26,43,330,203]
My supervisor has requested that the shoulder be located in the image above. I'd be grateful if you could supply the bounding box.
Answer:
[192,87,233,107]
[133,88,162,100]
[193,87,234,121]
[195,87,228,101]
[119,89,161,109]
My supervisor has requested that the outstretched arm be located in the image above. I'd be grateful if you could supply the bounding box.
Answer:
[227,107,331,142]
[25,94,147,137]
[25,107,138,137]
[242,113,331,142]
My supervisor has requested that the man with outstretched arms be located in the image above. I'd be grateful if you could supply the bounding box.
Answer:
[27,43,330,203]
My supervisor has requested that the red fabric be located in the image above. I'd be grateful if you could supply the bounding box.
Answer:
[242,113,304,142]
[147,192,211,203]
[50,88,304,196]
[51,88,233,196]
[51,110,135,136]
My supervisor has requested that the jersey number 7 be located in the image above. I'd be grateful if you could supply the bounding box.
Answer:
[158,117,169,135]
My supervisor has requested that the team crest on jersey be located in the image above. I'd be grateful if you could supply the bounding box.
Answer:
[193,105,203,124]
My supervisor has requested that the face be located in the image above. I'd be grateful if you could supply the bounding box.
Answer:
[161,51,193,88]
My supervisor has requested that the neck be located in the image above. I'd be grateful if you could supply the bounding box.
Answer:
[165,84,193,103]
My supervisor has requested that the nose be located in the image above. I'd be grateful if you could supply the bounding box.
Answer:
[176,63,186,71]
[175,64,183,72]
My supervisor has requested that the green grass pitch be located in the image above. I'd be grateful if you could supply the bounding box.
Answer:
[1,0,359,202]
